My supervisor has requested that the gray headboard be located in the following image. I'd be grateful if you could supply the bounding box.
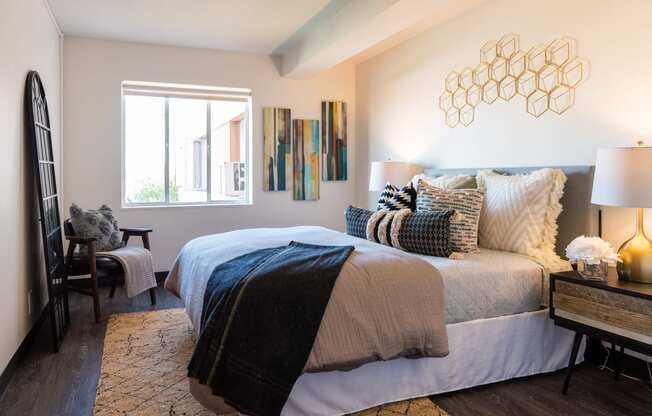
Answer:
[423,166,597,257]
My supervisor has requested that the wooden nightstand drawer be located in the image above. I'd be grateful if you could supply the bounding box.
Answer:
[549,269,652,394]
[550,270,652,353]
[552,280,652,341]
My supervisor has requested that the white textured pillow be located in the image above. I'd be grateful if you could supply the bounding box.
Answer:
[477,168,567,263]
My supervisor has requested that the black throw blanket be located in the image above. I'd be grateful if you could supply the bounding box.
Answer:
[188,241,354,416]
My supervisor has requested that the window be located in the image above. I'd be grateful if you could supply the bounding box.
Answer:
[122,81,252,207]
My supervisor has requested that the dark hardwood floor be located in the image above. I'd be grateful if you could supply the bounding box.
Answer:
[0,283,650,416]
[0,282,183,416]
[433,363,652,416]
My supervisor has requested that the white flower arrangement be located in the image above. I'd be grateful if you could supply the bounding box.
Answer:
[565,236,621,265]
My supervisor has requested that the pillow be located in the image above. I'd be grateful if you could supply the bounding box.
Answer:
[69,203,123,252]
[376,183,398,210]
[411,174,477,190]
[376,183,416,211]
[365,208,454,257]
[345,206,374,239]
[417,181,485,253]
[476,168,567,262]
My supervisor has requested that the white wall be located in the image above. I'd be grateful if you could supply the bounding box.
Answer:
[356,0,652,249]
[0,0,61,373]
[63,37,356,271]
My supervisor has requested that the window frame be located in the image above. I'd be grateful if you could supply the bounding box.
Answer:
[120,81,253,208]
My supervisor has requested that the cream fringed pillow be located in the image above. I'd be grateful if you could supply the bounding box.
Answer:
[476,168,567,262]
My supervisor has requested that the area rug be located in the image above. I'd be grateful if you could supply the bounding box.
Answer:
[93,309,449,416]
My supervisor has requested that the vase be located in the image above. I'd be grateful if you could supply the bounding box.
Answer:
[616,208,652,283]
[576,260,609,281]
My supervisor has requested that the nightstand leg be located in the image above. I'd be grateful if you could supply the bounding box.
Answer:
[563,332,583,395]
[613,345,625,380]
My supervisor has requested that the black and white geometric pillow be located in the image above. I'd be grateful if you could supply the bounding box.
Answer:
[376,183,417,211]
[345,206,374,239]
[376,183,398,210]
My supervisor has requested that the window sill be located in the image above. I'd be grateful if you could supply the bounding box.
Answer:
[121,201,252,210]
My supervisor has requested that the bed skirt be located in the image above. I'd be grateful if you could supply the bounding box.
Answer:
[190,308,584,415]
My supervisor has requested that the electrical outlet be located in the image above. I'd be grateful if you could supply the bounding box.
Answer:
[27,290,33,316]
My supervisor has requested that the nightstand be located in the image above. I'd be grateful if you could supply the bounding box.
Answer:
[550,268,652,394]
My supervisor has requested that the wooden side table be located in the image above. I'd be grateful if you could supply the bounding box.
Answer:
[550,268,652,394]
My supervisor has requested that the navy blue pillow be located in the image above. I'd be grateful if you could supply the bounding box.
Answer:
[345,206,373,239]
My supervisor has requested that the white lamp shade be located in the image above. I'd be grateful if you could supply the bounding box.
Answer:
[368,161,422,191]
[592,147,652,207]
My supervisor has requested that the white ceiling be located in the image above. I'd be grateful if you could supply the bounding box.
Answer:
[48,0,331,53]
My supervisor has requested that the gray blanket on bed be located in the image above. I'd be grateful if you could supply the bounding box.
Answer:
[165,226,449,373]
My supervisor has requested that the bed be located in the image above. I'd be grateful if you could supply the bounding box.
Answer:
[165,166,596,416]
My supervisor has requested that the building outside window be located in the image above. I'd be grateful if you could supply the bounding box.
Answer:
[121,81,252,207]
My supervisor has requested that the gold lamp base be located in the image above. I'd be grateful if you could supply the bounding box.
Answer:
[616,208,652,283]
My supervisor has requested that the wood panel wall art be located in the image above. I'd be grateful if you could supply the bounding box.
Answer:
[321,101,347,181]
[292,119,320,201]
[263,107,292,191]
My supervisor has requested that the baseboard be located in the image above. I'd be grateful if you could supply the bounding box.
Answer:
[0,304,48,399]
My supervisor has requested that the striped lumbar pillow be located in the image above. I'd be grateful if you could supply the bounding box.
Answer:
[392,209,454,257]
[365,208,454,257]
[376,183,417,211]
[416,180,485,253]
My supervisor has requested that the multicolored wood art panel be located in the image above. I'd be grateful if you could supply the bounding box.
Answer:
[293,119,320,200]
[321,101,347,181]
[263,107,291,191]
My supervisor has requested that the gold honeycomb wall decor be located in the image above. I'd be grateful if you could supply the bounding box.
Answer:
[438,34,589,128]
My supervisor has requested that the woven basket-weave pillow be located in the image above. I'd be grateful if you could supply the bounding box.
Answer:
[416,181,485,253]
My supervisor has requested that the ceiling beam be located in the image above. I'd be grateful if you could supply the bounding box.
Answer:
[272,0,487,79]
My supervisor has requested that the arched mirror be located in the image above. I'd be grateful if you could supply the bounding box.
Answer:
[25,70,69,352]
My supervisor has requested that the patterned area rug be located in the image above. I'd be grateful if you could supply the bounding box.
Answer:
[94,309,449,416]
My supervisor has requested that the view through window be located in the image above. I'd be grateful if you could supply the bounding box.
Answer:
[122,82,251,206]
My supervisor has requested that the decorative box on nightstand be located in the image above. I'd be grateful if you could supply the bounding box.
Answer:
[550,268,652,394]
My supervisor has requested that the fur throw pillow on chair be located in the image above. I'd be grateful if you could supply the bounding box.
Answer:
[69,204,123,252]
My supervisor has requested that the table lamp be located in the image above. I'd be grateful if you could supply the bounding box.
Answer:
[368,161,422,191]
[591,143,652,283]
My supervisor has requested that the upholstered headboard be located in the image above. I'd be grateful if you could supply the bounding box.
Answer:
[423,166,597,258]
